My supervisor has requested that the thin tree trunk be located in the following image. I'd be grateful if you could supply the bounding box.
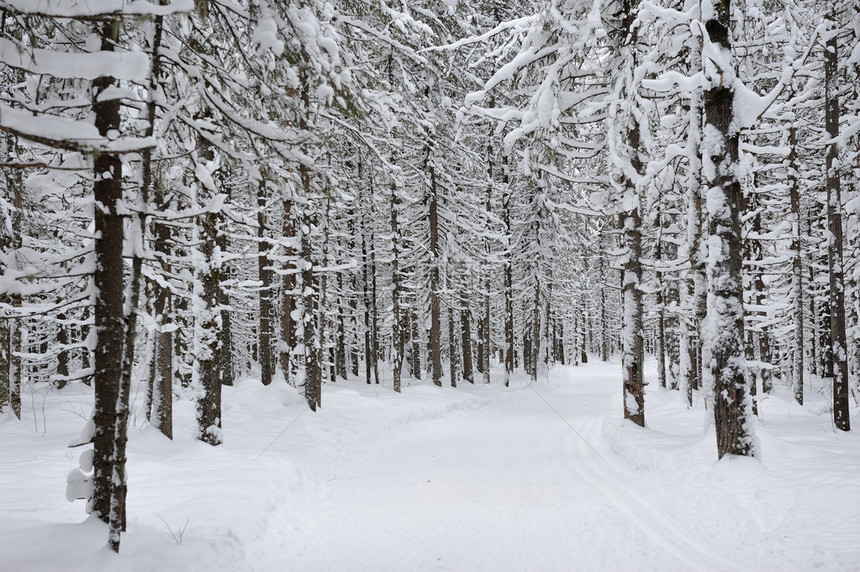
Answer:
[448,306,458,388]
[502,162,514,386]
[258,179,273,386]
[531,272,540,384]
[336,273,347,380]
[196,207,223,444]
[789,123,804,405]
[0,134,22,417]
[461,291,474,384]
[281,199,296,385]
[360,207,373,385]
[391,185,404,393]
[428,165,442,387]
[410,310,421,380]
[302,211,321,410]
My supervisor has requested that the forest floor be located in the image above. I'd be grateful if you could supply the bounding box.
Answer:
[1,359,859,571]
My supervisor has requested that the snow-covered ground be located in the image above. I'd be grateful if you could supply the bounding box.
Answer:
[1,360,859,571]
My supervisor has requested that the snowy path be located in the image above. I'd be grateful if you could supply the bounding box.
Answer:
[2,361,859,571]
[264,382,708,571]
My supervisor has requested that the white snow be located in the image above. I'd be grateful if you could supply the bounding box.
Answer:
[4,0,194,17]
[1,360,858,571]
[0,38,150,81]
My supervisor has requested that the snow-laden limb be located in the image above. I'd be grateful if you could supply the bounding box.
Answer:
[421,14,537,53]
[0,0,194,18]
[0,38,149,81]
[0,104,154,153]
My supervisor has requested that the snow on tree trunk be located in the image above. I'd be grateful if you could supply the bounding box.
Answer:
[448,306,458,388]
[391,182,404,394]
[461,289,474,384]
[788,122,804,405]
[281,199,297,386]
[503,166,514,387]
[91,19,128,526]
[428,163,443,388]
[302,210,321,411]
[193,132,224,445]
[258,178,274,387]
[608,0,645,428]
[824,12,851,431]
[702,8,755,458]
[0,137,22,418]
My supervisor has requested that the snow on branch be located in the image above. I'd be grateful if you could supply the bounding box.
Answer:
[0,0,194,18]
[0,104,154,154]
[0,38,149,81]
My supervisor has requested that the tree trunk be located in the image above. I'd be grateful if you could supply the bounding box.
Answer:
[789,123,804,405]
[336,273,348,380]
[824,15,850,431]
[258,179,273,386]
[302,212,321,410]
[461,292,474,384]
[56,314,69,384]
[0,134,22,418]
[503,161,514,386]
[620,203,645,427]
[281,199,297,385]
[91,20,127,532]
[531,272,540,384]
[448,306,458,388]
[390,185,404,393]
[428,165,443,387]
[196,209,223,445]
[703,8,754,457]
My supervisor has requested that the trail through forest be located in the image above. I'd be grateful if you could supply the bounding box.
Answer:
[1,361,859,571]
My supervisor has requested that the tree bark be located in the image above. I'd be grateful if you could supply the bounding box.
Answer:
[281,199,297,385]
[788,122,804,405]
[302,211,321,410]
[258,179,273,386]
[390,185,404,393]
[91,19,127,530]
[824,14,850,431]
[428,164,442,387]
[703,6,754,458]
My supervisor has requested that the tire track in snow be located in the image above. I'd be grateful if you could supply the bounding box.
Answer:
[528,387,756,572]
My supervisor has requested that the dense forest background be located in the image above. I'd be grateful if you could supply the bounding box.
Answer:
[0,0,858,553]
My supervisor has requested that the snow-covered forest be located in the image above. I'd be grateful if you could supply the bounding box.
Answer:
[1,0,859,567]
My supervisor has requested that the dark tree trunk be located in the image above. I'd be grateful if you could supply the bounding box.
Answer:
[258,179,273,386]
[390,186,404,393]
[461,293,474,384]
[336,273,348,380]
[410,310,421,380]
[503,187,514,386]
[56,314,69,384]
[281,199,297,385]
[196,210,223,445]
[476,317,485,376]
[448,306,458,388]
[789,123,804,405]
[360,207,373,384]
[428,165,443,387]
[1,145,23,416]
[824,16,850,431]
[302,212,321,410]
[91,21,127,546]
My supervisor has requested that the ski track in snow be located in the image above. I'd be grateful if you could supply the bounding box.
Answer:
[1,360,859,571]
